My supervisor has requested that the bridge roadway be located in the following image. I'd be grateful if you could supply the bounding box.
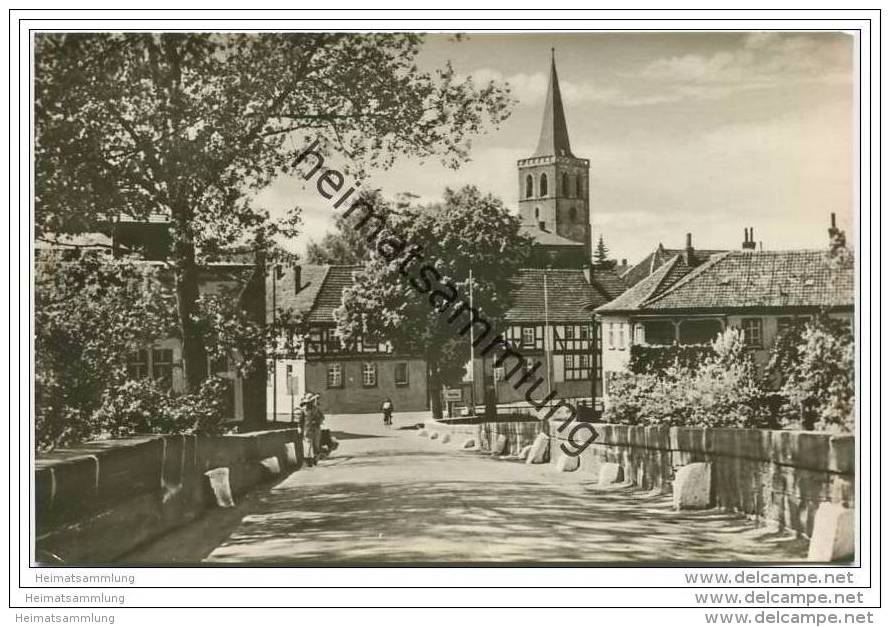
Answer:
[123,413,809,564]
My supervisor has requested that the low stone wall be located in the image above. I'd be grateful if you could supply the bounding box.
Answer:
[550,424,854,538]
[35,429,302,564]
[425,420,546,455]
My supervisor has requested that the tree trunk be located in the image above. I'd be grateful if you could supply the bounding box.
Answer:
[428,360,443,420]
[173,234,208,393]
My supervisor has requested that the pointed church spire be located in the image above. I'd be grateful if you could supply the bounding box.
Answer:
[532,49,574,158]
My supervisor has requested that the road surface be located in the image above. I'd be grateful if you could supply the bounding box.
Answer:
[124,413,809,564]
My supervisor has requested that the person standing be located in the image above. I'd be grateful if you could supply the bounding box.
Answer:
[301,393,323,466]
[381,397,394,427]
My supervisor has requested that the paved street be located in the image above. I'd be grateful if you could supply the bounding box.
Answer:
[125,413,809,564]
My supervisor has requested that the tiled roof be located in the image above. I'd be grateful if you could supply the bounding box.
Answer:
[305,265,361,324]
[597,255,683,313]
[589,267,628,301]
[621,245,726,287]
[519,224,585,247]
[267,265,330,324]
[505,268,609,323]
[645,250,854,311]
[280,264,607,326]
[600,249,854,313]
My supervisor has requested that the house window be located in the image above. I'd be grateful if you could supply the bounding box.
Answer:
[539,173,548,197]
[608,323,615,349]
[618,324,626,349]
[284,364,298,396]
[525,174,534,198]
[563,325,575,340]
[362,362,378,387]
[127,349,149,379]
[327,363,343,389]
[394,362,409,386]
[742,318,763,349]
[579,324,591,340]
[562,172,570,197]
[493,366,505,382]
[521,326,536,348]
[569,206,578,222]
[565,354,591,380]
[576,177,583,197]
[152,348,174,387]
[534,206,540,219]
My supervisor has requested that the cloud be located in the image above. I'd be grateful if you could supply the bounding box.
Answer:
[637,32,853,98]
[466,68,676,108]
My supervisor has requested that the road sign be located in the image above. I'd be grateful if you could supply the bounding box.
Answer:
[443,388,462,401]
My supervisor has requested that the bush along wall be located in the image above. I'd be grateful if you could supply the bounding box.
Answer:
[628,343,715,374]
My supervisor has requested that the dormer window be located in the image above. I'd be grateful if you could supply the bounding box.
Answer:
[525,174,534,199]
[539,173,548,197]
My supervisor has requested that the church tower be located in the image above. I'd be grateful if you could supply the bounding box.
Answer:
[518,51,591,263]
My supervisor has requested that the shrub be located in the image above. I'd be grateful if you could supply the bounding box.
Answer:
[161,376,234,435]
[773,316,854,433]
[94,378,172,437]
[36,254,264,450]
[605,328,772,428]
[628,343,715,374]
[35,255,175,450]
[93,376,234,437]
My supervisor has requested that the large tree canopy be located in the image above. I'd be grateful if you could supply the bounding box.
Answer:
[36,33,513,392]
[334,186,531,418]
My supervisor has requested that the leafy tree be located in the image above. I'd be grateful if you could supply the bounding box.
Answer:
[768,315,854,432]
[593,234,616,269]
[35,254,177,449]
[305,190,393,264]
[35,252,278,449]
[35,33,513,392]
[334,186,531,418]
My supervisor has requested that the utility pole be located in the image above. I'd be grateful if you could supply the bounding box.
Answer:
[543,272,553,405]
[468,268,476,414]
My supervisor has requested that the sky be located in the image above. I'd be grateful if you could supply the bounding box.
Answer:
[254,31,855,264]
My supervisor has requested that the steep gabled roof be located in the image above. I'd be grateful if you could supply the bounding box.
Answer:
[532,54,574,159]
[621,245,726,288]
[266,264,329,324]
[597,255,685,313]
[589,267,628,302]
[306,265,362,324]
[505,268,607,323]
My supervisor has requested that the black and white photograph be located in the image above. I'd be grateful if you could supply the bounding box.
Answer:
[11,10,880,623]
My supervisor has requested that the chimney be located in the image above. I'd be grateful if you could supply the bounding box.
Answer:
[621,258,627,266]
[742,227,756,250]
[827,212,847,251]
[684,232,696,266]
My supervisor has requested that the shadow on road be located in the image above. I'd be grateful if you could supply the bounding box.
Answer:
[121,427,810,566]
